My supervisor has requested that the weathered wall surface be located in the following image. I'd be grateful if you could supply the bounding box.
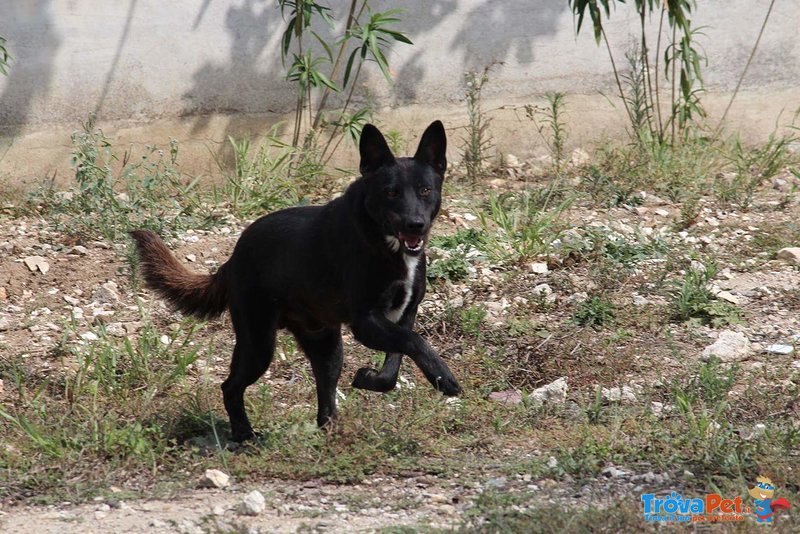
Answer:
[1,0,798,183]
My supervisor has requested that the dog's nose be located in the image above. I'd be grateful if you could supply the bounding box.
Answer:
[406,220,425,233]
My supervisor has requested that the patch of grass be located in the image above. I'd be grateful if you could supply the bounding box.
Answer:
[480,190,570,262]
[460,306,487,338]
[218,133,301,218]
[669,264,743,326]
[572,296,615,328]
[34,114,214,243]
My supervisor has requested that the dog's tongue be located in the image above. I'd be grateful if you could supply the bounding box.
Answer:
[399,233,422,248]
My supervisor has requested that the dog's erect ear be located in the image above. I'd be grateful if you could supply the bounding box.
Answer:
[414,120,447,176]
[359,124,396,175]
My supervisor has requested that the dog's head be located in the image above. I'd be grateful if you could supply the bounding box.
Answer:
[360,120,446,256]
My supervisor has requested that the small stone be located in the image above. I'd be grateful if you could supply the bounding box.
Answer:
[159,335,170,345]
[650,402,664,417]
[529,377,567,407]
[716,291,740,305]
[68,245,88,256]
[0,287,7,301]
[602,385,637,403]
[488,390,523,405]
[546,457,558,469]
[185,254,197,263]
[566,292,588,305]
[199,468,230,489]
[92,281,121,305]
[0,314,14,331]
[530,262,549,274]
[632,294,648,307]
[23,256,50,274]
[212,505,226,516]
[80,332,99,341]
[63,295,80,306]
[533,283,552,297]
[654,209,670,217]
[701,330,751,362]
[241,490,266,516]
[462,213,477,222]
[776,247,800,265]
[764,344,794,355]
[601,466,626,478]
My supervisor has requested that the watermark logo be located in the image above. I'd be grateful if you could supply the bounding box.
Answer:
[640,475,791,524]
[748,475,791,524]
[641,492,745,524]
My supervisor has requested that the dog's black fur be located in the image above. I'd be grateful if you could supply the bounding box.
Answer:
[131,121,461,441]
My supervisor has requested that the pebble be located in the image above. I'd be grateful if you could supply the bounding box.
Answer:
[776,247,800,265]
[529,377,568,407]
[764,344,794,355]
[488,390,523,405]
[602,386,637,403]
[23,255,50,274]
[241,490,266,516]
[199,469,230,489]
[700,330,751,362]
[601,466,626,478]
[530,262,549,274]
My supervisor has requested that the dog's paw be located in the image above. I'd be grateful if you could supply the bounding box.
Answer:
[435,375,462,397]
[351,367,396,392]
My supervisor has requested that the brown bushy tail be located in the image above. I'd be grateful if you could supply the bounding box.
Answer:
[129,230,229,319]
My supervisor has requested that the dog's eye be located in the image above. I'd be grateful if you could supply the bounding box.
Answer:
[386,190,398,198]
[420,187,432,197]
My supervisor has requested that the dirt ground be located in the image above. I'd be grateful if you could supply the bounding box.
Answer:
[1,170,800,532]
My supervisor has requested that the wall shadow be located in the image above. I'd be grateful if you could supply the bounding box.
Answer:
[0,0,60,138]
[393,0,568,104]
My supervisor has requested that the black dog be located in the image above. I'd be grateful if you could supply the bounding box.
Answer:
[131,121,461,441]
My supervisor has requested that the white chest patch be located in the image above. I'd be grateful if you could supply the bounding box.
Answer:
[385,254,420,323]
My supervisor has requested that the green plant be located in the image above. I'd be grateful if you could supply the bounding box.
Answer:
[480,190,570,262]
[219,131,299,217]
[47,114,209,242]
[278,1,412,165]
[669,264,742,326]
[460,306,487,337]
[426,254,470,283]
[0,36,10,75]
[715,130,799,209]
[569,0,706,144]
[462,64,497,183]
[525,92,568,173]
[572,296,615,328]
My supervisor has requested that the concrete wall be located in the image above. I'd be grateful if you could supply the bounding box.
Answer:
[1,0,798,183]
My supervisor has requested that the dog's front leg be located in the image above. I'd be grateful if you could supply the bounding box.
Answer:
[352,308,416,392]
[351,312,461,396]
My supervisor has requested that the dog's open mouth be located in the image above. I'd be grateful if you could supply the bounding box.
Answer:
[398,233,424,253]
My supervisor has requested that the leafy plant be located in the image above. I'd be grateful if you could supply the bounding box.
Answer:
[569,0,706,144]
[572,296,615,328]
[278,1,413,166]
[525,92,568,174]
[462,64,498,183]
[481,190,571,262]
[0,36,10,75]
[669,264,742,326]
[47,114,209,242]
[218,131,299,217]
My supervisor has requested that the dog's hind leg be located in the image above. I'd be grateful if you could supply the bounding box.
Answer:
[293,328,343,428]
[221,303,277,442]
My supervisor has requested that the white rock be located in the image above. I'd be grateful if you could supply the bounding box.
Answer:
[533,283,552,297]
[701,331,751,362]
[80,332,99,341]
[602,385,637,403]
[462,213,477,222]
[185,254,197,263]
[199,469,230,489]
[764,344,794,355]
[529,377,567,407]
[776,247,800,265]
[241,490,266,516]
[23,255,50,274]
[632,294,648,307]
[530,262,549,274]
[68,245,88,256]
[716,291,740,305]
[63,295,80,306]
